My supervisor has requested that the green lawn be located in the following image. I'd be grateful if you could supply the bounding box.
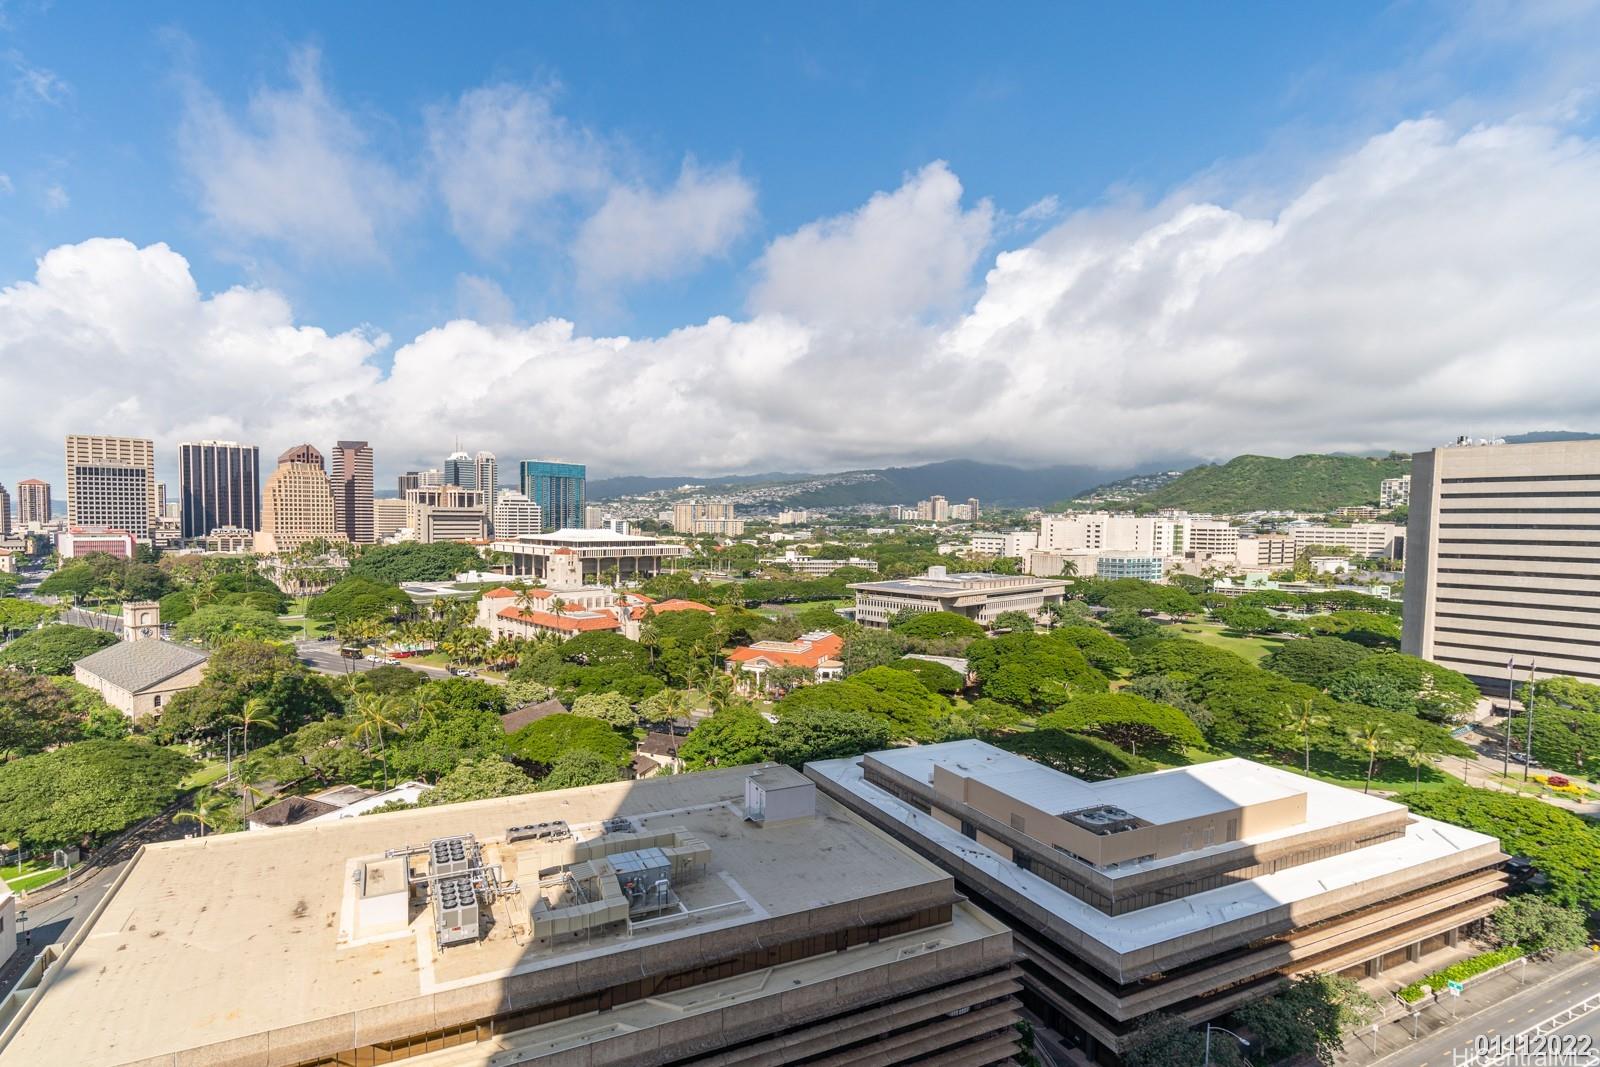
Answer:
[2,858,72,893]
[1173,620,1286,665]
[181,759,229,790]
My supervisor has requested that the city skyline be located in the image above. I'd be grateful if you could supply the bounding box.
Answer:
[4,6,1600,481]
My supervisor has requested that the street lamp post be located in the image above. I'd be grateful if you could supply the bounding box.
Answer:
[224,726,243,781]
[1204,1024,1250,1065]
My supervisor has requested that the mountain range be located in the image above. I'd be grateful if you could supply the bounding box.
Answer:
[585,432,1597,511]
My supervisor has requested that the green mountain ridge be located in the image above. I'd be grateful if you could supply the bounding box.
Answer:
[1132,453,1412,513]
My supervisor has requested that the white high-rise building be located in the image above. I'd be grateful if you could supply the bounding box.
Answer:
[1381,475,1412,509]
[493,489,542,538]
[474,451,498,496]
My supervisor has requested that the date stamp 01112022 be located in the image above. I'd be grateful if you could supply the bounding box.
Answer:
[1457,1032,1598,1066]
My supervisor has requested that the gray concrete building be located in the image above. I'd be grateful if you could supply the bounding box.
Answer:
[1404,438,1600,687]
[0,765,1021,1067]
[810,741,1506,1063]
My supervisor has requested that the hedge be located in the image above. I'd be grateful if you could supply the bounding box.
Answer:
[1397,945,1525,1003]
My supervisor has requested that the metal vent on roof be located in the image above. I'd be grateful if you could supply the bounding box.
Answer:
[507,820,571,844]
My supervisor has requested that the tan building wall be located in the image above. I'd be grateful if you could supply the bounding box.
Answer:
[256,455,345,554]
[64,434,156,537]
[1405,439,1600,685]
[73,659,208,719]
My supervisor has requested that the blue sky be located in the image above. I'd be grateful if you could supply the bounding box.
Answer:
[3,2,1600,481]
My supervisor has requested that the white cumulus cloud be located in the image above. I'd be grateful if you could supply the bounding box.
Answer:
[4,113,1600,484]
[178,47,416,259]
[750,161,994,326]
[574,159,756,289]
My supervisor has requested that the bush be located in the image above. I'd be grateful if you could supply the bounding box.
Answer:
[1398,946,1525,1003]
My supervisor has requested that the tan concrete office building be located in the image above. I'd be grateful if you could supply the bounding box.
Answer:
[0,765,1022,1067]
[810,741,1506,1062]
[373,496,410,540]
[64,434,157,539]
[255,444,347,555]
[331,440,376,544]
[15,479,51,526]
[1405,438,1600,686]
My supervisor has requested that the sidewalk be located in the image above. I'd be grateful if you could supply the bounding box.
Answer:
[1336,951,1598,1066]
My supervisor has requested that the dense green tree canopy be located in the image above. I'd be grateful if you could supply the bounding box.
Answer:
[886,657,965,694]
[1529,675,1600,715]
[418,757,539,806]
[1044,692,1206,756]
[1326,653,1479,724]
[1232,974,1376,1067]
[37,555,172,604]
[308,577,414,622]
[1262,637,1377,688]
[1212,601,1283,634]
[996,728,1156,780]
[890,611,985,641]
[967,633,1107,709]
[1304,609,1402,648]
[0,673,104,755]
[1488,894,1590,957]
[1407,786,1600,908]
[389,701,507,781]
[172,604,292,647]
[1050,625,1133,676]
[841,629,909,676]
[505,713,632,768]
[0,740,194,846]
[1505,706,1600,776]
[571,691,638,727]
[352,665,429,696]
[1122,1014,1242,1067]
[1078,578,1200,616]
[770,704,892,766]
[350,541,482,583]
[0,624,119,674]
[151,640,342,745]
[0,597,56,635]
[538,749,624,791]
[679,708,774,770]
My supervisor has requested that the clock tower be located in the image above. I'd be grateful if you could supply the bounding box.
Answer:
[122,600,161,642]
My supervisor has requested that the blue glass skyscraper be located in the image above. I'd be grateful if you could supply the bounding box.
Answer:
[518,460,586,532]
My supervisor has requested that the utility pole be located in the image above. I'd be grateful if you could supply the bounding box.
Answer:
[1524,661,1537,782]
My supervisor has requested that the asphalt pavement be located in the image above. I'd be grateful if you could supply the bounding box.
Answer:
[1341,952,1600,1067]
[292,640,455,681]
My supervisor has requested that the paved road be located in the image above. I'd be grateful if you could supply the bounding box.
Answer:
[1343,953,1600,1067]
[292,640,460,682]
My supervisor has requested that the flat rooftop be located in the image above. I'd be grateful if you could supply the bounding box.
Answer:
[494,528,665,545]
[0,765,949,1067]
[865,739,1374,833]
[810,744,1501,954]
[848,572,1067,595]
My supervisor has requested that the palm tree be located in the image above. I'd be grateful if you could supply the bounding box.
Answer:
[232,696,277,762]
[1395,738,1437,791]
[639,621,661,665]
[353,694,403,788]
[174,791,229,837]
[1289,699,1327,774]
[705,672,740,714]
[1347,721,1392,794]
[549,597,568,619]
[514,588,542,616]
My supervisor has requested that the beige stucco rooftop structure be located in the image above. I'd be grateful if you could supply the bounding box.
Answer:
[0,764,1020,1067]
[809,740,1507,1062]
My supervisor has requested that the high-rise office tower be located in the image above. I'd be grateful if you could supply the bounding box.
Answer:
[16,479,51,525]
[65,434,156,538]
[255,445,343,554]
[330,441,375,544]
[474,451,497,496]
[419,468,443,487]
[1405,437,1600,686]
[492,489,542,538]
[518,460,585,532]
[443,450,476,489]
[177,441,261,540]
[0,482,10,537]
[397,471,421,496]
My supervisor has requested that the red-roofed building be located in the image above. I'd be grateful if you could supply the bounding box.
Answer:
[495,605,623,638]
[725,631,845,690]
[477,583,715,643]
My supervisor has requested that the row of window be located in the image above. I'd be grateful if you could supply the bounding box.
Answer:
[285,904,955,1067]
[1436,595,1600,616]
